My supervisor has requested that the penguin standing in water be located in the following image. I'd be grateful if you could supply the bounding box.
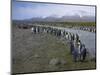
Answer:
[72,45,79,62]
[80,44,87,62]
[75,33,79,43]
[77,40,82,61]
[71,39,79,62]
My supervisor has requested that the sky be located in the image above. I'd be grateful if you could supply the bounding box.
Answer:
[12,1,96,20]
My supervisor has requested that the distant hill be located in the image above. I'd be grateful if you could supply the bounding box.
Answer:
[25,15,95,22]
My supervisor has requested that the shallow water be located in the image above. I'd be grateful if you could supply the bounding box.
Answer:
[59,27,96,58]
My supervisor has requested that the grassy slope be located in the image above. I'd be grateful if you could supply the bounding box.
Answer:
[13,21,96,27]
[12,26,96,74]
[31,22,96,27]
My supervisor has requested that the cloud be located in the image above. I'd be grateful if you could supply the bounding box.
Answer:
[12,1,96,20]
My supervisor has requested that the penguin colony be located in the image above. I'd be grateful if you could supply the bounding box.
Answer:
[30,25,87,62]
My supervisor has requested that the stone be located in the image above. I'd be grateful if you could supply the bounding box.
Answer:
[49,58,67,66]
[34,54,39,58]
[49,58,60,66]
